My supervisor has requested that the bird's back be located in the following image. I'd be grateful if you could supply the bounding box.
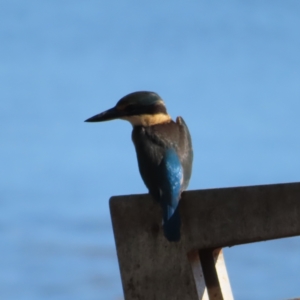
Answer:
[132,117,193,197]
[132,117,193,241]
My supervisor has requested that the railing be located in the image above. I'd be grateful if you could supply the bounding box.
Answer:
[109,182,300,300]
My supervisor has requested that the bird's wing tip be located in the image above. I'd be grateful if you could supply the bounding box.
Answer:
[176,116,183,124]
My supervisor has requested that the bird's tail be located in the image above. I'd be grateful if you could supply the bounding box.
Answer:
[163,206,181,242]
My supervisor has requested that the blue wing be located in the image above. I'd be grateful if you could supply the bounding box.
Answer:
[132,118,193,241]
[159,148,183,241]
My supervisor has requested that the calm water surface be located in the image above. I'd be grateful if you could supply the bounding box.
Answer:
[1,1,300,299]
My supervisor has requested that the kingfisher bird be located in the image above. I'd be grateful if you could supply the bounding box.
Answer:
[85,91,193,242]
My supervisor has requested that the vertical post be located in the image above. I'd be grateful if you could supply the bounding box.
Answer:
[200,249,224,300]
[188,249,234,300]
[213,249,234,299]
[188,250,209,300]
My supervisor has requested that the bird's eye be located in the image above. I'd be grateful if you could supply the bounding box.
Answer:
[126,104,135,111]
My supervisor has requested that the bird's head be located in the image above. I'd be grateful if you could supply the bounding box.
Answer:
[85,91,171,126]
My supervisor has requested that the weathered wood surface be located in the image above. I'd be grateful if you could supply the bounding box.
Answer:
[110,182,300,300]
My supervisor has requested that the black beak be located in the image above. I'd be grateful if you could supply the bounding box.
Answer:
[85,107,124,122]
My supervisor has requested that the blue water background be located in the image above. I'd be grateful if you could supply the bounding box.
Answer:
[1,1,300,299]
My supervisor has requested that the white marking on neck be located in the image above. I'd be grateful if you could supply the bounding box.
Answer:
[121,113,172,126]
